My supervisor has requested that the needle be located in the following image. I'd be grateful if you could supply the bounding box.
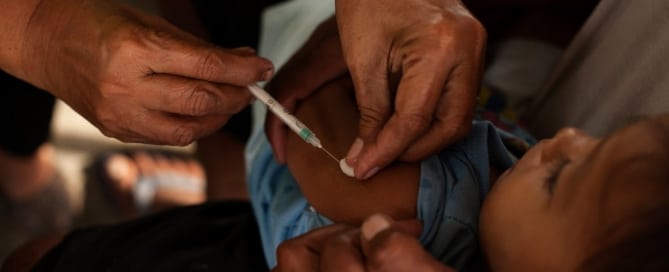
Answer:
[320,146,339,163]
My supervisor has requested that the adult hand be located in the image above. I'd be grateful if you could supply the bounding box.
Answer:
[336,0,486,179]
[5,0,273,145]
[273,214,454,272]
[265,17,348,163]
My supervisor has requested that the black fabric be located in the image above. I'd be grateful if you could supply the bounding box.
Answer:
[192,0,285,50]
[0,69,55,157]
[33,201,267,272]
[192,0,286,142]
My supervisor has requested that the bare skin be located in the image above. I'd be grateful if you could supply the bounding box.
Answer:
[274,114,669,271]
[0,0,273,145]
[285,77,420,225]
[268,0,487,180]
[480,115,669,270]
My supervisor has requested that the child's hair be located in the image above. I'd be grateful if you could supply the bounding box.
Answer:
[580,120,669,272]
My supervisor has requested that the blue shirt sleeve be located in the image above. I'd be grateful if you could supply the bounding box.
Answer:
[246,119,520,270]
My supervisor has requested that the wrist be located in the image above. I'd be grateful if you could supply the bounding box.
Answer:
[18,0,90,91]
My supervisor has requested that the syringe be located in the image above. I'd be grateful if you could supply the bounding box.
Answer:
[247,84,339,163]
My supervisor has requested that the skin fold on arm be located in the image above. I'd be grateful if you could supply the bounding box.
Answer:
[284,77,420,225]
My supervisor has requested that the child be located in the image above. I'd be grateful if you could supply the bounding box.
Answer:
[479,113,669,271]
[245,75,669,270]
[246,76,528,270]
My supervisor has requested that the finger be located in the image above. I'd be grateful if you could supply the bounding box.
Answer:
[360,215,452,272]
[229,46,257,56]
[360,214,422,252]
[345,59,391,167]
[352,47,451,179]
[149,34,274,85]
[401,65,478,160]
[104,111,230,146]
[274,224,353,271]
[321,230,365,272]
[139,74,253,117]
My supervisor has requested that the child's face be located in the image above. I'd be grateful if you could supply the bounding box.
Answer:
[479,115,669,271]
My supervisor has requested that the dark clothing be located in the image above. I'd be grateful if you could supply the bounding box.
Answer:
[33,201,267,272]
[0,1,286,153]
[190,0,286,142]
[0,70,55,157]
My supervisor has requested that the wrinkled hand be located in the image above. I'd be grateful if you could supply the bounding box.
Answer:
[20,0,273,145]
[273,214,454,272]
[265,17,349,163]
[336,0,486,179]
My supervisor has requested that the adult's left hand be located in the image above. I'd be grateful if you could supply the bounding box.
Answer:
[273,214,454,272]
[336,0,486,179]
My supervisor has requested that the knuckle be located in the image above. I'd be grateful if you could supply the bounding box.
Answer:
[368,233,410,269]
[358,105,390,129]
[171,125,197,146]
[427,13,486,54]
[196,49,225,81]
[103,26,158,75]
[106,25,146,55]
[182,85,217,116]
[556,127,582,138]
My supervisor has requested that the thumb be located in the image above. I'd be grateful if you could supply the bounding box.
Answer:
[361,214,422,257]
[345,66,391,169]
[360,214,453,272]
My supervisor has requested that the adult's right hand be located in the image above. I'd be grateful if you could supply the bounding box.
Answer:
[3,0,273,145]
[274,214,454,272]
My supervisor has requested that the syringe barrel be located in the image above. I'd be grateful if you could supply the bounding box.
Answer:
[248,85,322,148]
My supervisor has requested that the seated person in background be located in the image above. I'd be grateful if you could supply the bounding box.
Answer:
[247,75,529,270]
[268,110,669,271]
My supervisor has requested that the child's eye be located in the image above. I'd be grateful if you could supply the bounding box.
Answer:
[545,160,568,193]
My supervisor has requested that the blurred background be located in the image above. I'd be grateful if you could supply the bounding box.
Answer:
[0,0,196,262]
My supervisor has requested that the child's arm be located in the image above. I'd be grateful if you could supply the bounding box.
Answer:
[284,78,420,225]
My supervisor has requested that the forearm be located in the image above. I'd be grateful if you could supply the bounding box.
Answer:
[0,0,44,78]
[0,0,93,90]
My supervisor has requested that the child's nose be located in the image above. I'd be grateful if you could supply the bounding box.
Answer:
[543,127,599,162]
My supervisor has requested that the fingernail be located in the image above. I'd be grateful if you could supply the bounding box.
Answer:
[345,138,364,163]
[234,47,256,55]
[362,214,392,241]
[339,159,355,177]
[362,167,380,180]
[241,47,256,54]
[261,67,274,81]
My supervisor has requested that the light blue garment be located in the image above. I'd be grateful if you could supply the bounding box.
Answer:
[246,120,518,270]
